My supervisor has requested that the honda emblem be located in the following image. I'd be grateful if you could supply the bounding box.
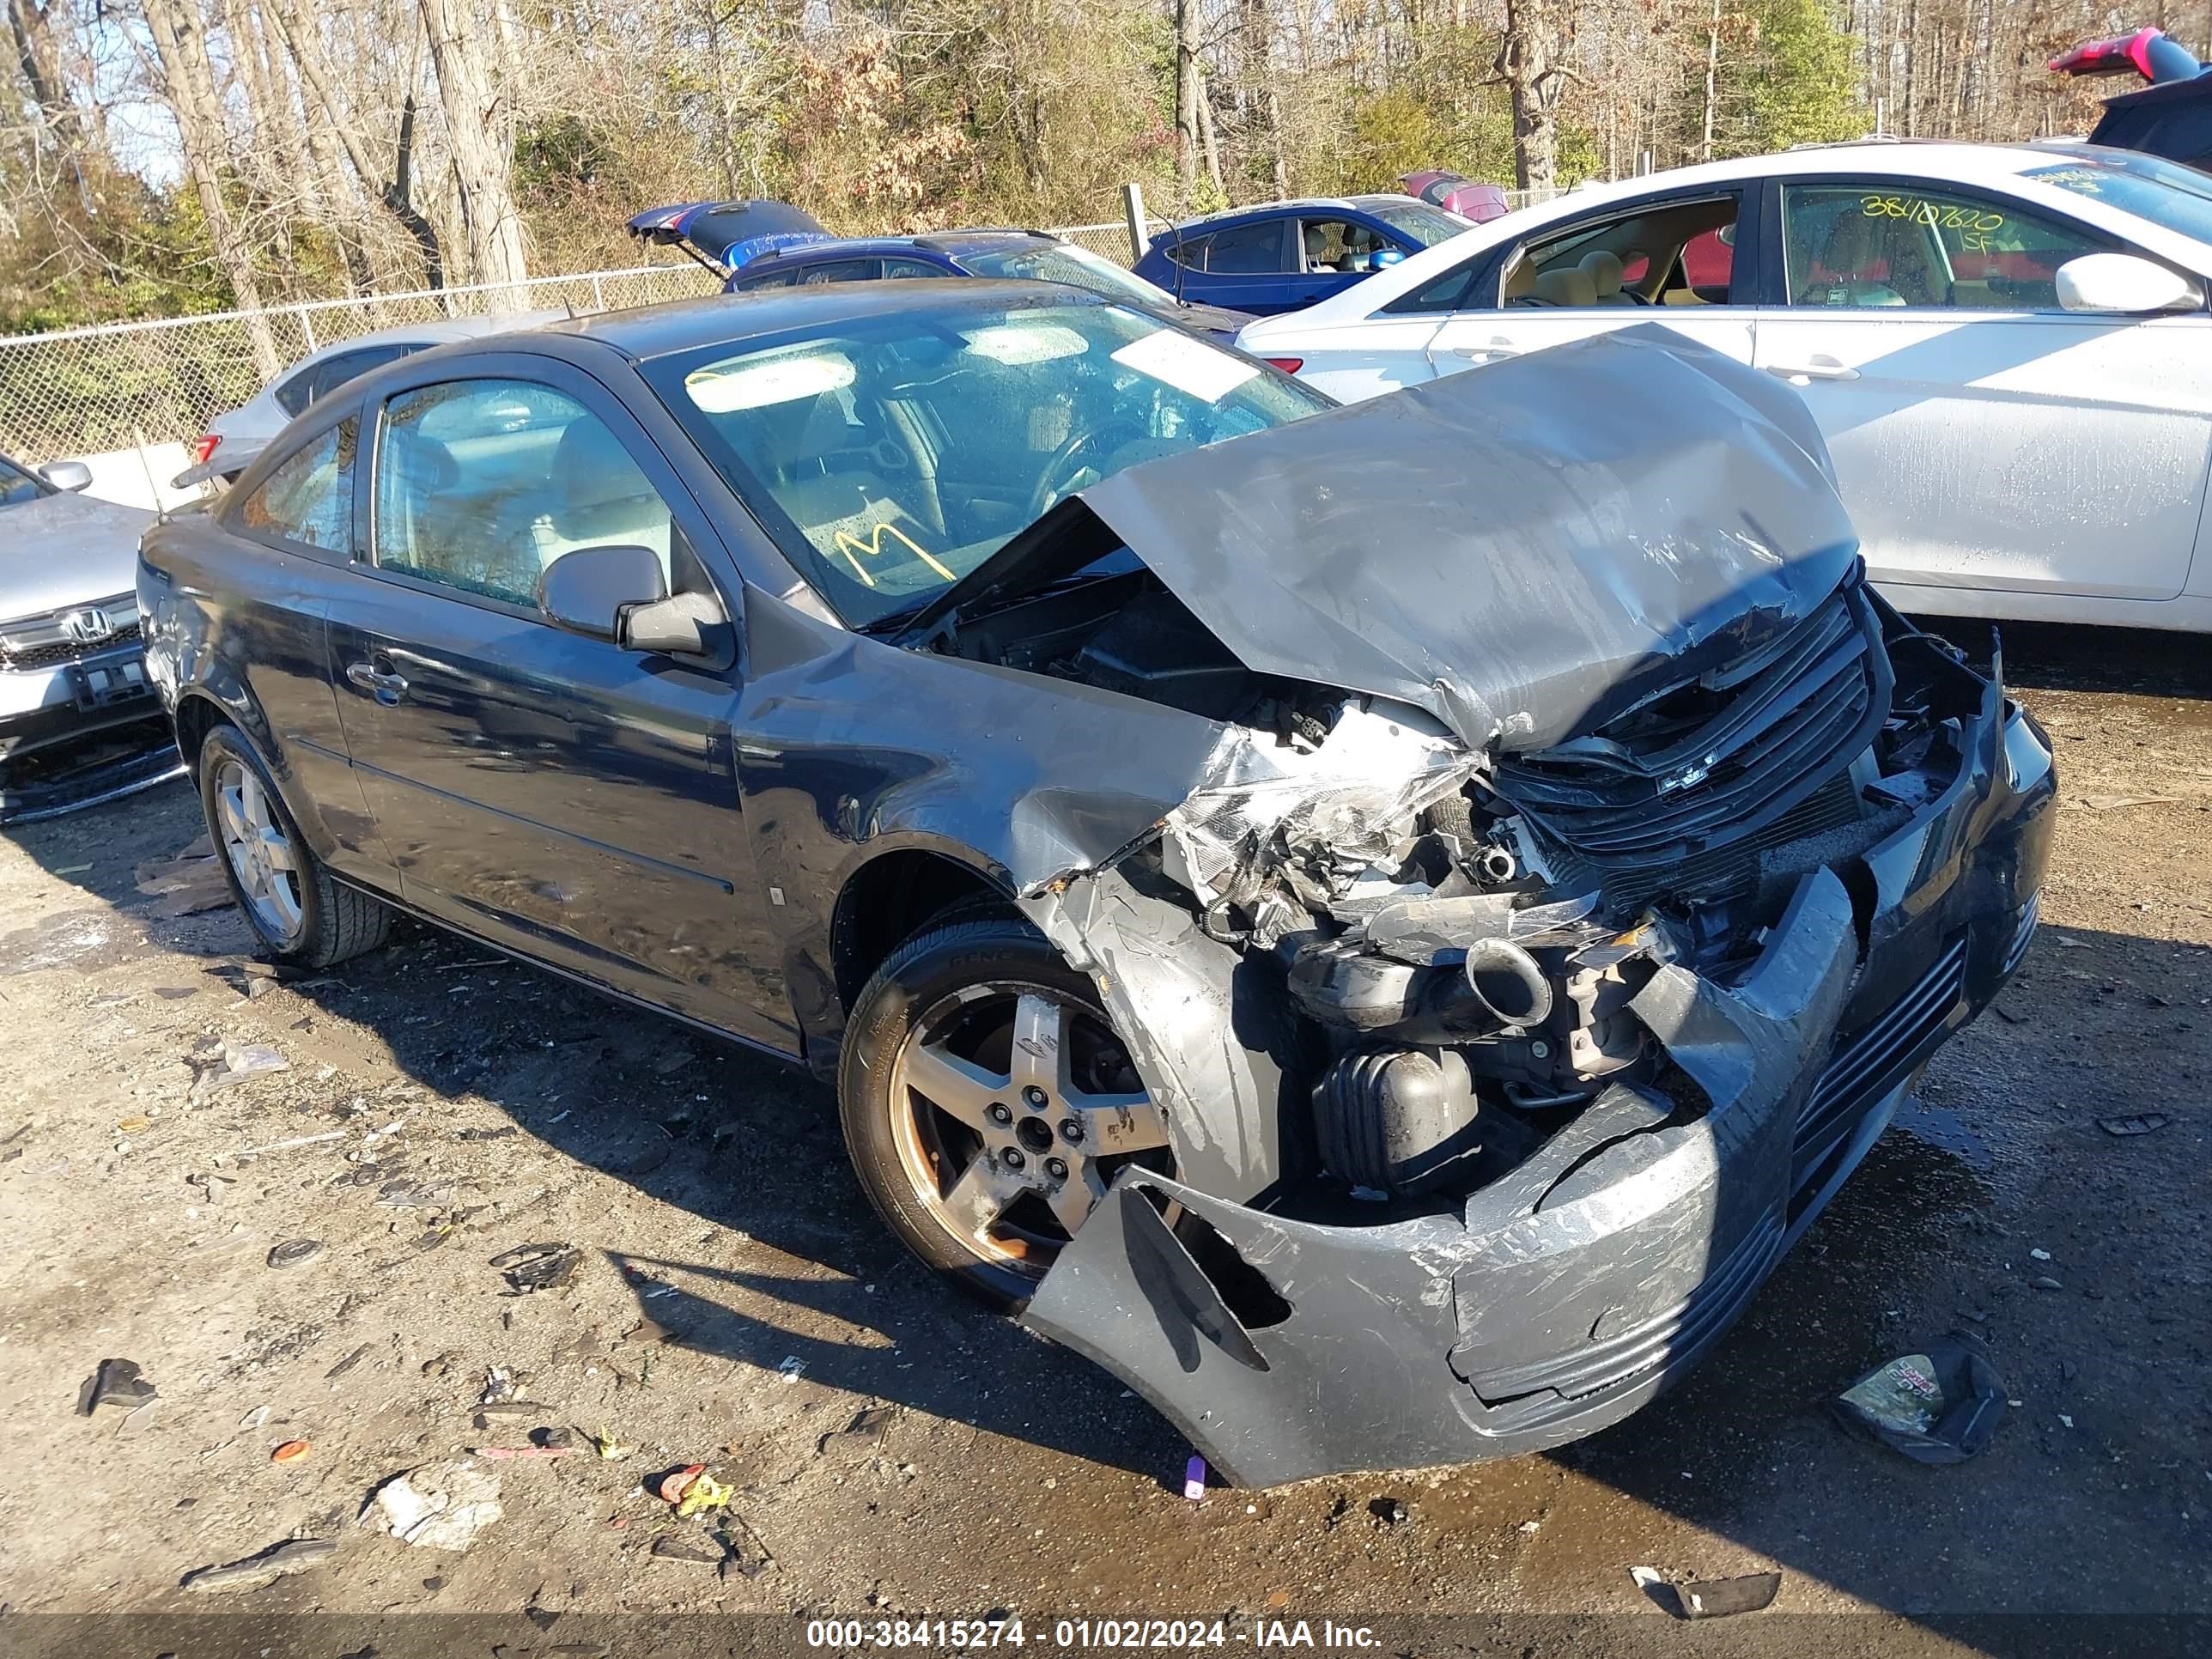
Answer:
[61,605,114,645]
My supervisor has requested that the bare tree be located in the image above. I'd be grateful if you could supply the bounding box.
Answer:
[416,0,528,293]
[1496,0,1575,191]
[140,0,283,373]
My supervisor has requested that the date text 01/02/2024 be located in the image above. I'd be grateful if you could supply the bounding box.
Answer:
[802,1618,1383,1650]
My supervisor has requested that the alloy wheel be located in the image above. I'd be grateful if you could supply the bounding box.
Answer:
[889,981,1169,1274]
[213,757,304,944]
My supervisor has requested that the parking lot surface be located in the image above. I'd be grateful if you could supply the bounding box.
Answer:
[0,623,2205,1656]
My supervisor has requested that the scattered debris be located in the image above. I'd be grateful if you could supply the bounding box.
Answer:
[2032,1275,2063,1291]
[2029,1248,2052,1261]
[679,1473,731,1517]
[492,1243,582,1296]
[658,1465,708,1505]
[1182,1455,1207,1501]
[1831,1332,2007,1463]
[362,1458,504,1551]
[1630,1566,1780,1620]
[180,1536,333,1594]
[454,1126,519,1142]
[587,1430,632,1462]
[266,1239,323,1269]
[2077,794,2180,811]
[325,1344,372,1381]
[470,1444,574,1461]
[2099,1113,2172,1138]
[776,1355,807,1385]
[77,1358,155,1416]
[191,1042,290,1101]
[650,1534,723,1565]
[271,1439,312,1464]
[234,1128,343,1158]
[818,1404,896,1457]
[1368,1497,1407,1527]
[135,842,234,919]
[239,1405,270,1429]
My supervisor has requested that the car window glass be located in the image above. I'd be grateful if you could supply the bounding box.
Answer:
[1382,255,1486,314]
[1359,200,1468,246]
[958,242,1170,307]
[304,343,416,405]
[882,258,941,279]
[237,417,357,551]
[1510,195,1741,308]
[643,301,1332,629]
[273,368,319,418]
[1163,234,1210,270]
[374,380,673,610]
[1297,218,1386,273]
[1205,222,1288,274]
[1784,183,2106,310]
[798,260,882,284]
[2027,152,2212,245]
[0,453,45,507]
[732,267,799,291]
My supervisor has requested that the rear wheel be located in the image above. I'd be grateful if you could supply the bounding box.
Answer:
[839,913,1171,1309]
[199,724,391,969]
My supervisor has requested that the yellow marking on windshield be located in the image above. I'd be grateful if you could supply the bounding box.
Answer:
[833,521,956,585]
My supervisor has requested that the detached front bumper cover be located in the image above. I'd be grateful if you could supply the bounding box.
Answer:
[1024,689,2054,1487]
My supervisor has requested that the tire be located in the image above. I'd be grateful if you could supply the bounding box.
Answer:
[198,722,391,969]
[838,911,1170,1310]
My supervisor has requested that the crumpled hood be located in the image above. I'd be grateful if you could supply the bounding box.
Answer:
[0,490,155,619]
[1078,326,1858,752]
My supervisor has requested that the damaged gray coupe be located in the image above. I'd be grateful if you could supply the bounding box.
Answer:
[137,285,2054,1486]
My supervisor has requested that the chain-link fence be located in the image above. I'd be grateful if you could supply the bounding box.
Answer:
[0,263,720,465]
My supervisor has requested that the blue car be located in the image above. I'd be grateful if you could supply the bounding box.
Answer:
[725,228,1255,344]
[629,205,1255,344]
[1132,196,1474,315]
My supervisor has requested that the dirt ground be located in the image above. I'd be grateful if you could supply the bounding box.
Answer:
[0,622,2205,1659]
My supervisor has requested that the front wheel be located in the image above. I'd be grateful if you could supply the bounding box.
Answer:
[838,913,1172,1309]
[199,723,391,969]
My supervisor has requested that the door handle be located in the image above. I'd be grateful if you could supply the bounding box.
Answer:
[345,661,409,704]
[1450,337,1523,361]
[1766,358,1859,382]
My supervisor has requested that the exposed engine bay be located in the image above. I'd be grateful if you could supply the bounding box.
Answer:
[925,550,1993,1216]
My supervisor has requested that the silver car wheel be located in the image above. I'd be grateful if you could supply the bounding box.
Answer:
[213,757,304,943]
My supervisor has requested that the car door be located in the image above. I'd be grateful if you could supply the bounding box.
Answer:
[1752,177,2212,603]
[1187,219,1299,315]
[1425,185,1762,377]
[1273,216,1388,312]
[327,356,793,1046]
[210,410,389,878]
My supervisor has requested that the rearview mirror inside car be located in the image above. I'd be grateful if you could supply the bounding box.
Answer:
[538,544,668,641]
[2056,252,2203,314]
[38,459,92,492]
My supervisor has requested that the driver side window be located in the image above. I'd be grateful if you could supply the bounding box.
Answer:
[1781,183,2106,311]
[372,380,674,611]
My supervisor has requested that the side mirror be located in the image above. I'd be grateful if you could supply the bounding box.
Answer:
[538,544,668,641]
[2056,252,2203,314]
[39,459,93,492]
[1368,247,1407,272]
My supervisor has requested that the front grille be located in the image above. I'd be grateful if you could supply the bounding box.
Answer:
[1793,933,1968,1189]
[1494,582,1892,868]
[1542,771,1865,908]
[2002,892,2039,975]
[0,619,143,672]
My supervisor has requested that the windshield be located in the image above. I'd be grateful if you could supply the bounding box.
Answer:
[0,454,49,508]
[645,299,1329,629]
[1360,200,1472,246]
[2026,151,2212,247]
[957,241,1173,307]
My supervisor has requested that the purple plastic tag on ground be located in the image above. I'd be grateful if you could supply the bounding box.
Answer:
[1183,1455,1206,1500]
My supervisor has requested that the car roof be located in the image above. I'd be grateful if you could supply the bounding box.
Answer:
[524,277,1113,362]
[288,308,568,370]
[738,228,1057,268]
[1244,140,2157,337]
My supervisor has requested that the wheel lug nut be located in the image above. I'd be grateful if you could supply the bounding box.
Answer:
[987,1103,1013,1126]
[1058,1119,1083,1145]
[1001,1147,1025,1170]
[1022,1085,1048,1109]
[1044,1157,1068,1181]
